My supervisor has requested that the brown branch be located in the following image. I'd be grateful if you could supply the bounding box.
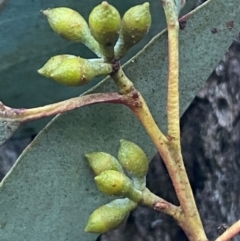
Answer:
[215,220,240,241]
[0,92,128,123]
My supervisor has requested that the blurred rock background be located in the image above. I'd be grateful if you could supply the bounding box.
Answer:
[2,0,240,240]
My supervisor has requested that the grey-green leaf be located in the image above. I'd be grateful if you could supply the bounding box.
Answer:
[0,1,239,241]
[0,120,20,146]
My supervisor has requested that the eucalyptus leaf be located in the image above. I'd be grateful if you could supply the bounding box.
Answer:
[0,1,239,241]
[0,120,20,146]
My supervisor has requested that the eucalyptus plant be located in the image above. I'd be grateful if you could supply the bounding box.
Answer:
[0,1,239,241]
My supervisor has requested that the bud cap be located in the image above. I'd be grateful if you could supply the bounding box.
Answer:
[122,2,151,44]
[85,152,123,175]
[95,170,132,196]
[115,2,151,58]
[42,7,102,57]
[42,7,89,42]
[89,1,121,47]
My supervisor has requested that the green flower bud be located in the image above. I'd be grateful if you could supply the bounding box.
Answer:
[85,152,123,175]
[42,8,102,57]
[118,139,148,178]
[37,55,70,77]
[85,198,137,233]
[89,2,121,60]
[38,55,112,87]
[95,170,142,202]
[115,2,151,59]
[89,2,121,46]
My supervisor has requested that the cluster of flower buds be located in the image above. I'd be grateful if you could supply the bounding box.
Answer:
[38,2,151,86]
[85,140,149,233]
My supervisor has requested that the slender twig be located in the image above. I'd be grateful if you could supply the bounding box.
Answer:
[163,4,180,139]
[111,67,134,95]
[0,93,128,122]
[159,1,208,240]
[141,188,182,219]
[215,220,240,241]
